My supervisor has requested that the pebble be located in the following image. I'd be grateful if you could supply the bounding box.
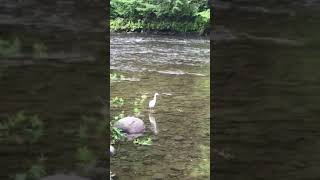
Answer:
[174,135,184,141]
[170,164,185,171]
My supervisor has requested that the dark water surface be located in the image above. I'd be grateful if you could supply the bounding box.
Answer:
[111,33,210,179]
[214,2,320,180]
[0,1,107,179]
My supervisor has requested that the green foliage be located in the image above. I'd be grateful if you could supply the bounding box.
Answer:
[111,127,126,144]
[0,38,20,57]
[110,73,124,82]
[14,174,27,180]
[112,111,124,122]
[111,97,124,107]
[195,9,210,34]
[133,95,147,115]
[27,165,46,180]
[0,111,44,144]
[134,95,147,107]
[32,43,48,58]
[76,146,96,164]
[133,137,152,146]
[13,164,46,180]
[110,97,126,144]
[110,0,210,33]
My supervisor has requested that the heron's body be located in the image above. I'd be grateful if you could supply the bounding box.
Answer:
[149,99,156,108]
[149,93,159,110]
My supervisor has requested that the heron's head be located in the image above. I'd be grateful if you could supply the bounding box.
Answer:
[155,93,159,96]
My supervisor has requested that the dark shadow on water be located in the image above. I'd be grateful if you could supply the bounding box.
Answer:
[214,2,320,180]
[0,1,107,179]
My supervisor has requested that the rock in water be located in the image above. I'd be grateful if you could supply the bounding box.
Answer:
[114,117,145,134]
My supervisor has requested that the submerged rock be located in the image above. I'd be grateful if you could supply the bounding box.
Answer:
[174,135,184,141]
[114,116,145,134]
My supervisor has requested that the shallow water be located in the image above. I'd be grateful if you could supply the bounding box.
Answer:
[110,33,210,179]
[0,1,106,179]
[214,2,320,180]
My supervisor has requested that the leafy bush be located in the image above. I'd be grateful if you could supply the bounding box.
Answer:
[110,0,210,33]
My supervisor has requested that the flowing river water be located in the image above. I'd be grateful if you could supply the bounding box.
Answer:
[214,1,320,179]
[0,1,107,179]
[110,33,210,179]
[3,0,320,179]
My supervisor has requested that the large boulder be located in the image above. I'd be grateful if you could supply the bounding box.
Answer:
[114,117,145,134]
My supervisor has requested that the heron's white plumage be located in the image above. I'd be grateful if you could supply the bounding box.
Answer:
[149,93,159,109]
[149,99,155,108]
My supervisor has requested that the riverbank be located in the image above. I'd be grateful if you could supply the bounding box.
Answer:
[110,18,210,36]
[110,32,211,40]
[110,0,210,35]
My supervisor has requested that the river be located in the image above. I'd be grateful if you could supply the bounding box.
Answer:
[0,1,107,179]
[214,1,320,179]
[110,33,210,180]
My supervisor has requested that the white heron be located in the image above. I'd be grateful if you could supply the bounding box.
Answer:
[149,92,159,111]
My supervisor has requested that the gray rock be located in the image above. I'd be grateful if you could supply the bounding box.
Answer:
[174,135,184,141]
[114,117,145,134]
[170,164,185,171]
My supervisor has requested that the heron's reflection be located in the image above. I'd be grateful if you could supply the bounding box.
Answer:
[148,113,158,135]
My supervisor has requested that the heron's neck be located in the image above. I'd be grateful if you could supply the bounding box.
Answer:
[153,94,157,101]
